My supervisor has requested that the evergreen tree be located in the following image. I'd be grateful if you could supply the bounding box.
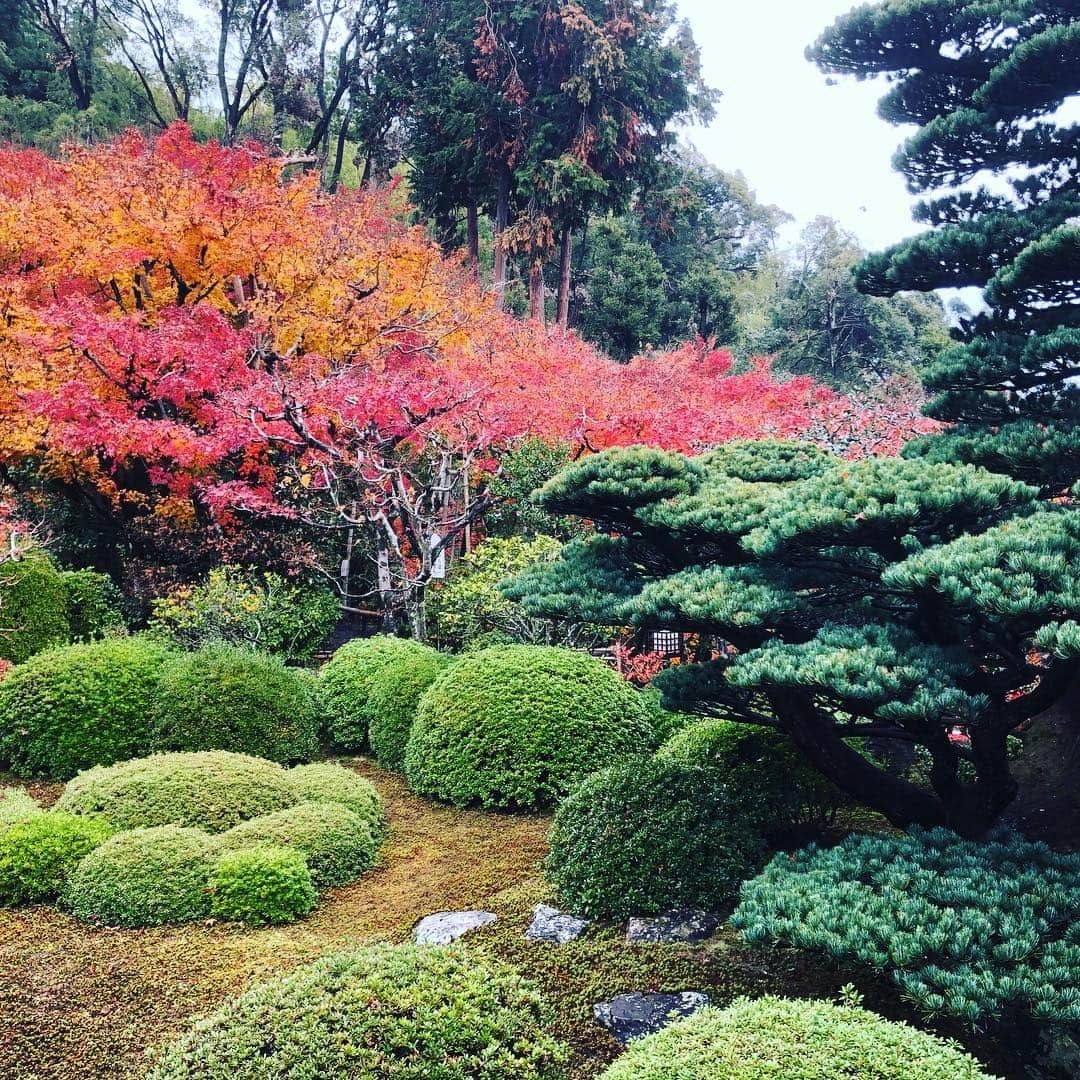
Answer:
[809,0,1080,492]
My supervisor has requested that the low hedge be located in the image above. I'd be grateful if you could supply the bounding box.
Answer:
[64,825,216,927]
[404,645,652,809]
[0,812,113,906]
[56,751,296,833]
[147,943,569,1079]
[367,645,450,770]
[283,763,384,839]
[546,756,764,919]
[320,636,435,751]
[220,801,378,888]
[0,552,70,665]
[597,996,997,1079]
[208,845,317,926]
[151,645,319,764]
[0,637,174,779]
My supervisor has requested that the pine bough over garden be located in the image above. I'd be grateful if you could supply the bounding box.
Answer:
[508,440,1080,835]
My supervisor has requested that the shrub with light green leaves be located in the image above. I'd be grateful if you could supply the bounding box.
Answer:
[367,645,450,770]
[320,636,432,751]
[147,943,569,1080]
[405,645,652,809]
[0,788,43,826]
[64,825,216,927]
[208,845,316,926]
[0,552,70,665]
[0,637,174,779]
[0,812,113,905]
[598,996,997,1079]
[732,827,1080,1028]
[56,751,296,833]
[219,801,378,888]
[59,569,125,642]
[546,756,764,918]
[283,762,384,838]
[151,645,319,764]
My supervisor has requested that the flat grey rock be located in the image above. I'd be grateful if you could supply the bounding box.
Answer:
[413,910,496,945]
[593,991,710,1044]
[626,909,721,944]
[525,904,590,943]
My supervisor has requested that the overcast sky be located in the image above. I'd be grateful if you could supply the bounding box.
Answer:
[676,0,921,252]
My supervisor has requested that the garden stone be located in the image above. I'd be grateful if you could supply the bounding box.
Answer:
[413,910,496,945]
[593,991,710,1044]
[525,904,590,943]
[626,909,721,944]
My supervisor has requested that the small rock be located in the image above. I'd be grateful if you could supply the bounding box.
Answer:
[626,909,721,944]
[593,992,710,1044]
[413,910,497,945]
[525,904,590,943]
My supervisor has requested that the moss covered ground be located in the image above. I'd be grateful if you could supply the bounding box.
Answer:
[0,759,1020,1079]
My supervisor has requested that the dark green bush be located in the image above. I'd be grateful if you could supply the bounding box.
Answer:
[319,636,433,751]
[59,569,125,642]
[657,719,845,830]
[208,845,317,926]
[639,685,697,747]
[56,751,296,833]
[598,996,996,1079]
[151,645,319,764]
[147,943,569,1080]
[64,825,216,927]
[404,645,652,809]
[367,645,450,770]
[0,552,71,664]
[732,827,1080,1028]
[0,637,174,779]
[546,757,764,918]
[220,801,378,888]
[283,762,384,839]
[0,812,113,905]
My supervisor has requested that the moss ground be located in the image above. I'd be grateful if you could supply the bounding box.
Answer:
[0,759,1021,1080]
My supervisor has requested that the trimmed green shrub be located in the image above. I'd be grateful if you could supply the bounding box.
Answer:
[547,757,764,918]
[283,762,384,839]
[0,552,70,664]
[657,719,845,829]
[0,788,43,825]
[59,569,124,642]
[367,645,450,770]
[732,827,1080,1028]
[220,801,378,888]
[209,846,316,926]
[0,637,174,779]
[404,644,652,809]
[149,567,341,664]
[319,636,433,751]
[598,996,997,1079]
[0,812,113,905]
[56,751,295,833]
[147,943,569,1080]
[151,645,319,764]
[64,825,216,927]
[639,685,696,747]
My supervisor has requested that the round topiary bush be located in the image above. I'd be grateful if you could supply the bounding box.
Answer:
[0,552,71,665]
[0,812,113,906]
[219,801,378,887]
[546,757,764,918]
[657,719,845,830]
[0,637,175,779]
[319,636,435,751]
[597,996,997,1079]
[151,645,319,764]
[208,845,317,926]
[367,645,450,770]
[56,751,296,833]
[283,762,384,839]
[147,943,569,1080]
[64,825,216,927]
[404,645,652,809]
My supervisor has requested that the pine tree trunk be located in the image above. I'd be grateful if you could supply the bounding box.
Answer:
[493,166,510,310]
[557,229,572,327]
[529,257,545,325]
[467,204,480,274]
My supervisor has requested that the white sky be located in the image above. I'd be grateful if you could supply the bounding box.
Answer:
[675,0,922,251]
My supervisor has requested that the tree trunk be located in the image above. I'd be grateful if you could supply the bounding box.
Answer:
[467,204,480,274]
[493,166,511,310]
[557,228,572,327]
[529,257,546,325]
[375,534,394,632]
